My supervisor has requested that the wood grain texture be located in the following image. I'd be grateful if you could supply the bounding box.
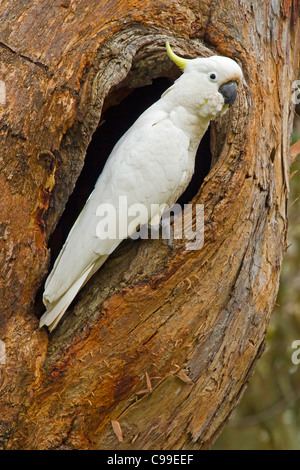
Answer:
[0,0,299,450]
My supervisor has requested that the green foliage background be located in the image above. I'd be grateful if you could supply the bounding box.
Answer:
[214,107,300,450]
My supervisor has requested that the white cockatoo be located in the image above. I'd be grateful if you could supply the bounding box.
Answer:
[40,42,243,331]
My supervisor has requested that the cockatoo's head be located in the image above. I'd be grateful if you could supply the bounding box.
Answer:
[166,42,243,119]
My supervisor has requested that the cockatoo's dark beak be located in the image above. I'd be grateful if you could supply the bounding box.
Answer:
[219,81,238,107]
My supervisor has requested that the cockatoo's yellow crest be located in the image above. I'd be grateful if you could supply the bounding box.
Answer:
[166,41,190,71]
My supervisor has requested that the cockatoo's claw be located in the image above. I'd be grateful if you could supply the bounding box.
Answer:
[167,237,175,250]
[147,223,161,232]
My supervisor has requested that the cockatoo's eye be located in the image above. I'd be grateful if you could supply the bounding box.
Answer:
[209,72,218,82]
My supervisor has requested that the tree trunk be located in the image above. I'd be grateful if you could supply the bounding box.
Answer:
[0,0,299,450]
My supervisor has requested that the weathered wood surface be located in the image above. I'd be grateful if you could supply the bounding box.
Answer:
[0,0,299,450]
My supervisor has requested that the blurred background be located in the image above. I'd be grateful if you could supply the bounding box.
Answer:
[214,99,300,450]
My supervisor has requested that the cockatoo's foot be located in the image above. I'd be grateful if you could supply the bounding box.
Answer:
[147,222,161,231]
[146,222,161,241]
[147,223,174,248]
[167,237,174,249]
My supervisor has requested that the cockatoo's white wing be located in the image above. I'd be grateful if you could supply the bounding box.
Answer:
[40,104,190,330]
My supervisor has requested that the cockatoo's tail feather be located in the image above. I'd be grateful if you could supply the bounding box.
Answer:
[40,264,94,331]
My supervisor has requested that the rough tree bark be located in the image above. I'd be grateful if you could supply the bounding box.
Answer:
[0,0,299,450]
